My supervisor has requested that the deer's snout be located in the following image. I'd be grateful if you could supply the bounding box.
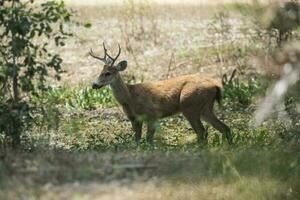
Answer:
[92,83,102,89]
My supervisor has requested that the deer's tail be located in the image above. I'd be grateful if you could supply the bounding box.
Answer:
[215,86,222,105]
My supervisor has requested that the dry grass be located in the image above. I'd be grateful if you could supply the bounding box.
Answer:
[1,178,284,200]
[51,1,262,86]
[1,149,298,200]
[49,0,279,88]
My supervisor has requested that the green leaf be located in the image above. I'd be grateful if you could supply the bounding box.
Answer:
[83,22,92,28]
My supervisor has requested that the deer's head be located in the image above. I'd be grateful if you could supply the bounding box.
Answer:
[90,43,127,89]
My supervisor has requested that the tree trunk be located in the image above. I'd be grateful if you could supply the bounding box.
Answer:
[12,58,18,102]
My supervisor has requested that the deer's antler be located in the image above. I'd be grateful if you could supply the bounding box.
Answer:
[89,42,121,66]
[110,43,121,66]
[89,42,108,63]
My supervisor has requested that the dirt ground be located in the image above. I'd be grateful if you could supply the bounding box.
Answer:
[51,0,256,86]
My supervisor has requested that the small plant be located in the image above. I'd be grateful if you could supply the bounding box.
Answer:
[222,77,263,109]
[30,84,117,134]
[35,85,117,110]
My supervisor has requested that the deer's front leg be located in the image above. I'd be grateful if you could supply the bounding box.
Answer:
[130,118,143,144]
[121,103,142,144]
[146,121,157,146]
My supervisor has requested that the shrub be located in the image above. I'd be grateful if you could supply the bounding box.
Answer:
[222,78,263,109]
[0,0,72,147]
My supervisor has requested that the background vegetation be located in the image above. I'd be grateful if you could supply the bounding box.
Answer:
[0,0,300,199]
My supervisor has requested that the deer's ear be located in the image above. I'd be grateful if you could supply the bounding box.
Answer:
[116,60,127,71]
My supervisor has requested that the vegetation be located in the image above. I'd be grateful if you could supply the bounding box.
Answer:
[0,0,300,199]
[0,0,72,146]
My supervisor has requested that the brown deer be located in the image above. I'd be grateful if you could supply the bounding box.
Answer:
[90,43,232,145]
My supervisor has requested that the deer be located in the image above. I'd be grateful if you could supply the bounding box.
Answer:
[89,43,233,146]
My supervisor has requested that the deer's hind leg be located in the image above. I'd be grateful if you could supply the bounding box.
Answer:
[202,105,232,145]
[182,109,207,144]
[180,84,212,144]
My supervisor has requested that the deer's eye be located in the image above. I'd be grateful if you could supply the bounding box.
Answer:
[104,72,111,77]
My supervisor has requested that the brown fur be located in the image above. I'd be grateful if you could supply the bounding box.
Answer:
[126,75,221,119]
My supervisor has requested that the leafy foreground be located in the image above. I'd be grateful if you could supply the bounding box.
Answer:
[0,149,300,200]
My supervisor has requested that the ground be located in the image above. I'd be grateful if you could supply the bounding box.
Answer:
[54,1,239,84]
[1,150,299,199]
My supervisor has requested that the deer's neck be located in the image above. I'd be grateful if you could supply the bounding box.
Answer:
[110,74,134,115]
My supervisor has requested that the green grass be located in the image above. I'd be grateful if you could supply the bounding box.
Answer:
[17,77,298,152]
[33,84,117,110]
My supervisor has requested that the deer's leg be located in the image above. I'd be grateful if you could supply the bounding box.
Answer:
[123,104,142,144]
[146,121,156,146]
[130,119,143,144]
[202,112,232,145]
[183,111,207,144]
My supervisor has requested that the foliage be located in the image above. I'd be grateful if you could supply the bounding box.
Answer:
[36,85,117,110]
[0,101,31,147]
[27,85,117,135]
[222,78,263,109]
[0,0,72,147]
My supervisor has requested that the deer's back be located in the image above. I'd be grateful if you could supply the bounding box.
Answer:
[127,75,221,118]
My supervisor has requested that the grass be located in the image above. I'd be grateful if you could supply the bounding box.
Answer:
[1,149,299,199]
[21,76,297,151]
[35,85,117,110]
[0,179,287,200]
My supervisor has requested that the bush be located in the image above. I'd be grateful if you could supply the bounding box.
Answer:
[0,0,72,147]
[222,78,263,109]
